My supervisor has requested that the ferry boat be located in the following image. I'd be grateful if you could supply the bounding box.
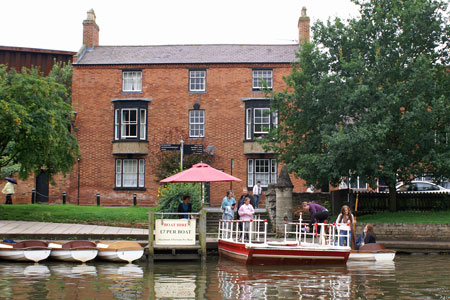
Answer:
[218,215,351,265]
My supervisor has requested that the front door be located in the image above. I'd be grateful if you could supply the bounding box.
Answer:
[36,172,49,203]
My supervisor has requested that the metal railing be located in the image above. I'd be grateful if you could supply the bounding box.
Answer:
[218,213,351,249]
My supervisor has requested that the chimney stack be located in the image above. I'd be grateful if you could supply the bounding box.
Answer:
[82,9,99,48]
[298,7,310,44]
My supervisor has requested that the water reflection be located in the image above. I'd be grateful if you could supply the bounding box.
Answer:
[0,255,448,299]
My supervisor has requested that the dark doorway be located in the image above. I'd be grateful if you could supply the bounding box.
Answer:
[36,172,49,203]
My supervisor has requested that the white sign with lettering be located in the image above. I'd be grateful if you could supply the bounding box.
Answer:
[155,219,196,245]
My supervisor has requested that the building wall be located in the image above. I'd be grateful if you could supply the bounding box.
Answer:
[71,63,309,207]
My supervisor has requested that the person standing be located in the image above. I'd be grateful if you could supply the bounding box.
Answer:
[237,188,255,212]
[2,178,16,205]
[238,197,255,240]
[177,195,192,219]
[221,190,236,220]
[335,205,355,247]
[252,181,262,208]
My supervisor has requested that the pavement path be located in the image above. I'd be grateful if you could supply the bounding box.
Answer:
[0,220,148,240]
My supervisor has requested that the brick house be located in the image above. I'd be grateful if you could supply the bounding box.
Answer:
[68,9,311,206]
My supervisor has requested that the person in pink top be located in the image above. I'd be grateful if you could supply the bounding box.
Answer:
[238,197,255,240]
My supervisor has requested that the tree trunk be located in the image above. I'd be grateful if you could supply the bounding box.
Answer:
[388,185,397,212]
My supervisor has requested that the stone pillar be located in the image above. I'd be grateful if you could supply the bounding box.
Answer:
[275,166,294,236]
[265,184,277,229]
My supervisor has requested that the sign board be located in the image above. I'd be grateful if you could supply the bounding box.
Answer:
[160,144,181,151]
[155,219,196,245]
[183,144,203,155]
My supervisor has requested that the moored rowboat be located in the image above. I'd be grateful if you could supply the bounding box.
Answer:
[348,243,396,261]
[96,241,144,263]
[0,240,51,263]
[49,241,98,263]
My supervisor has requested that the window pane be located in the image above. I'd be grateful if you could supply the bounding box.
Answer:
[247,159,254,187]
[115,160,122,187]
[140,109,146,140]
[115,109,119,140]
[252,70,273,89]
[123,159,138,187]
[189,110,205,137]
[189,70,206,91]
[254,108,270,134]
[246,108,252,140]
[255,159,270,186]
[139,159,145,187]
[121,109,138,138]
[123,71,142,92]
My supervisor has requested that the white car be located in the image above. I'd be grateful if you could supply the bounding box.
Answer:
[396,181,450,193]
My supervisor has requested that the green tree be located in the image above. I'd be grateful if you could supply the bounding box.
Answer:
[48,60,73,104]
[0,65,79,181]
[263,0,450,211]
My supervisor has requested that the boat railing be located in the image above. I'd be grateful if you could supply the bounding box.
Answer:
[218,215,267,244]
[284,213,351,248]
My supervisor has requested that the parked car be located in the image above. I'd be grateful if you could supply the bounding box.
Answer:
[396,181,450,193]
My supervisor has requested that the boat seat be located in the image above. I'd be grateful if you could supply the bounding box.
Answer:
[13,240,48,248]
[62,241,96,248]
[359,243,386,251]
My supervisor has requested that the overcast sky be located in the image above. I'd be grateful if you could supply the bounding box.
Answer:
[1,0,360,52]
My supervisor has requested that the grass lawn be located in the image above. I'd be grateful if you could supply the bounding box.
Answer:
[356,210,450,223]
[0,204,156,226]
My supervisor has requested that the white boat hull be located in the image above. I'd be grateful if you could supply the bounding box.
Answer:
[50,249,98,263]
[0,248,51,263]
[348,251,396,262]
[97,249,144,263]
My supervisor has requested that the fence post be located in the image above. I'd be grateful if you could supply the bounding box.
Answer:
[96,192,100,206]
[31,188,36,204]
[148,210,155,263]
[133,193,137,206]
[62,192,66,205]
[199,209,207,262]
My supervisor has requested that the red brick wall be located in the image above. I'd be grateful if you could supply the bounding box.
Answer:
[70,63,310,207]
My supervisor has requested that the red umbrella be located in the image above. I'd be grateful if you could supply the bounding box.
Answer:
[160,163,242,206]
[161,163,242,183]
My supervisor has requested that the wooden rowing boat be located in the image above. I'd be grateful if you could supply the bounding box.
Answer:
[96,241,144,263]
[49,240,98,263]
[0,240,51,263]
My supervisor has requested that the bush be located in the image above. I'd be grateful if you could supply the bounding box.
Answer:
[158,183,201,213]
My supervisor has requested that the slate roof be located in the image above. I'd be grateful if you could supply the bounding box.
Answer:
[75,44,299,65]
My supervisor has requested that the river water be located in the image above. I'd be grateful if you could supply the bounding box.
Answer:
[0,254,449,299]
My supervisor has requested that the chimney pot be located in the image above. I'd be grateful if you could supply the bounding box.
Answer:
[82,9,99,48]
[298,7,310,44]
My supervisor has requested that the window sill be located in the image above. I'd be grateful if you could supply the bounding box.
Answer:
[114,187,147,191]
[112,140,148,143]
[188,91,207,94]
[121,91,143,94]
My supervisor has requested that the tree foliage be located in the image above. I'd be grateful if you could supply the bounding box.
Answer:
[263,0,450,209]
[158,183,201,213]
[0,65,79,181]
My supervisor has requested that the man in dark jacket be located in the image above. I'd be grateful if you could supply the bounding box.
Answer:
[177,195,192,219]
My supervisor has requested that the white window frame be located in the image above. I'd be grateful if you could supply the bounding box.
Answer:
[189,110,205,138]
[189,70,206,92]
[115,159,145,188]
[247,158,277,187]
[122,71,142,92]
[254,108,271,134]
[246,108,252,140]
[114,107,147,141]
[121,108,138,139]
[252,70,273,90]
[350,176,368,190]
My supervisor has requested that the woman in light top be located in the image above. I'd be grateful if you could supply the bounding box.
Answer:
[238,197,255,239]
[335,205,355,247]
[221,190,236,220]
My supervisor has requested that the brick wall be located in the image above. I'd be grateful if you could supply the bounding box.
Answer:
[70,63,311,207]
[356,223,450,242]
